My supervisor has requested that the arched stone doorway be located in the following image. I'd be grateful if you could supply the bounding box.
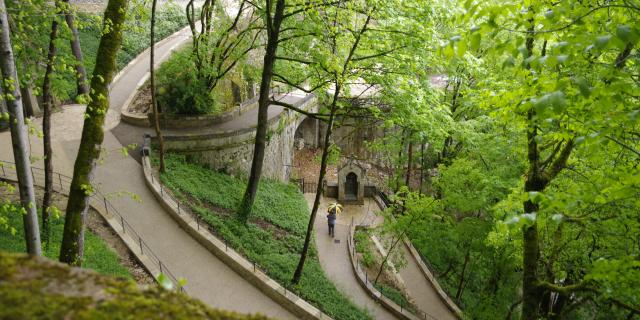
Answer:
[338,160,365,204]
[345,172,358,200]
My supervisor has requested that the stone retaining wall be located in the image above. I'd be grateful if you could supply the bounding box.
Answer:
[160,94,318,181]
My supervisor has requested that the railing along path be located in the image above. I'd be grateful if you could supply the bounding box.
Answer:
[0,160,185,293]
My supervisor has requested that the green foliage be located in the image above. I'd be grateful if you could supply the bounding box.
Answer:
[314,144,341,166]
[155,45,257,115]
[155,47,216,114]
[353,229,374,268]
[118,3,187,69]
[0,203,130,278]
[157,153,370,320]
[427,0,640,318]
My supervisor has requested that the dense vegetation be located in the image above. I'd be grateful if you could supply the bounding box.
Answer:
[0,252,271,320]
[156,153,370,320]
[373,1,640,319]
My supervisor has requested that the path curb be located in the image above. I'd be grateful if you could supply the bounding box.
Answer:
[141,155,333,320]
[372,196,464,319]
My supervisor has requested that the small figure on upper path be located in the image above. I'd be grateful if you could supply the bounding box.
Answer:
[326,202,342,237]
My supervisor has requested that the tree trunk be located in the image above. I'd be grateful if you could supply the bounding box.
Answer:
[374,233,404,284]
[290,7,373,284]
[419,141,425,194]
[0,83,7,130]
[405,138,413,188]
[394,128,407,193]
[238,0,286,220]
[59,0,129,266]
[455,249,471,301]
[521,19,542,320]
[63,0,89,96]
[0,0,42,256]
[291,99,338,284]
[42,5,60,247]
[150,0,165,173]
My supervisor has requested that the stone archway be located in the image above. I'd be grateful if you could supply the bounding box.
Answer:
[345,172,358,200]
[294,117,319,150]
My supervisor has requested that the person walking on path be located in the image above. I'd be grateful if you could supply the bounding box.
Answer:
[326,202,342,237]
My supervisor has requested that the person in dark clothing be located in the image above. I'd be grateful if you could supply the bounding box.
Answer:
[327,208,337,237]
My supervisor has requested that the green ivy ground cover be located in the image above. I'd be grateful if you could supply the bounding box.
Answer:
[0,206,131,278]
[156,153,371,320]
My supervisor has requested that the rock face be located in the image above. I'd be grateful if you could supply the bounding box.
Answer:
[0,252,272,320]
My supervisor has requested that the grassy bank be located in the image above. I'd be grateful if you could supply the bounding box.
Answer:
[156,153,370,320]
[0,205,130,278]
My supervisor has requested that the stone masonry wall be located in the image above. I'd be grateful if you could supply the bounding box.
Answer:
[163,96,318,182]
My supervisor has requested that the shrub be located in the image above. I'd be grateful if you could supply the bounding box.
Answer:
[354,229,375,268]
[156,47,217,115]
[155,46,259,115]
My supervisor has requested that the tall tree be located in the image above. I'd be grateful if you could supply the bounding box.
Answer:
[41,0,61,246]
[150,0,165,173]
[62,0,89,96]
[456,1,640,318]
[185,0,260,95]
[238,0,286,220]
[0,0,42,256]
[291,6,374,284]
[59,0,129,266]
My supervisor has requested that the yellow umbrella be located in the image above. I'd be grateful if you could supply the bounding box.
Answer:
[328,202,343,214]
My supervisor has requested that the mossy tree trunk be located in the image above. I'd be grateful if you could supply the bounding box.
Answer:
[59,0,129,266]
[520,20,574,318]
[0,0,42,256]
[150,0,165,173]
[42,1,61,247]
[239,0,286,220]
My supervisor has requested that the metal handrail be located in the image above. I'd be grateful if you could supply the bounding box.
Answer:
[0,159,185,293]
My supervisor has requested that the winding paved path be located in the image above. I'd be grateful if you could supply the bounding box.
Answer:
[307,195,397,320]
[0,26,295,319]
[306,195,456,320]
